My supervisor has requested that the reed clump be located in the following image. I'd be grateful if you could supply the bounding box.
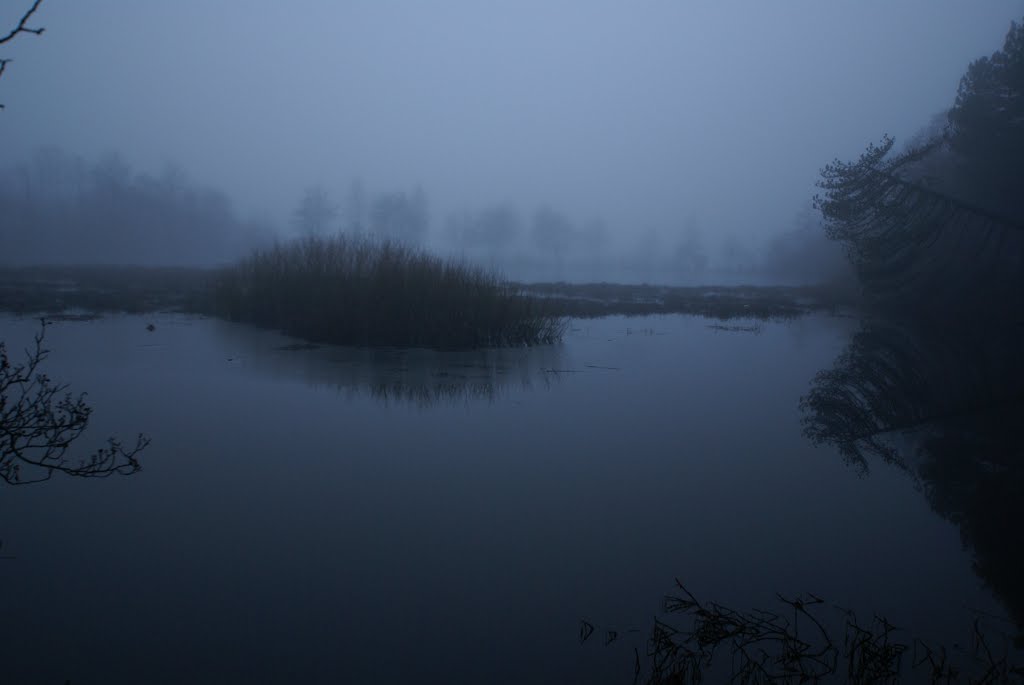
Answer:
[210,235,565,349]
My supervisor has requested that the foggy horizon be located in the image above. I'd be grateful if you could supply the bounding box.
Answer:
[2,1,1022,255]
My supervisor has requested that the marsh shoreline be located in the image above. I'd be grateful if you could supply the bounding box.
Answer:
[0,264,857,326]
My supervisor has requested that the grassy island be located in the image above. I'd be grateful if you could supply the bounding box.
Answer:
[209,235,565,349]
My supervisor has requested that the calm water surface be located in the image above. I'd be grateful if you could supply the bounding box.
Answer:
[0,313,1006,684]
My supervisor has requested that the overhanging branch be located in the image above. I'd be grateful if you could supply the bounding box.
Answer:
[0,0,45,46]
[0,0,45,110]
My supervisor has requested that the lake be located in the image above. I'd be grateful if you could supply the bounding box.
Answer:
[0,312,1010,684]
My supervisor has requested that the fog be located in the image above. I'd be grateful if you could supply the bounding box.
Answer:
[4,4,1024,682]
[1,1,1022,280]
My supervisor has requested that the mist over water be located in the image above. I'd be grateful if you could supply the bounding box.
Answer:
[3,3,1024,683]
[0,313,1005,684]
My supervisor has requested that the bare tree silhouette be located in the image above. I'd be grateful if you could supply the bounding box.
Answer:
[1,321,148,485]
[1,4,149,484]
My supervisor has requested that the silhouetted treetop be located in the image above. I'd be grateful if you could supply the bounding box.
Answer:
[0,0,45,109]
[813,16,1024,316]
[948,19,1024,220]
[814,133,1022,315]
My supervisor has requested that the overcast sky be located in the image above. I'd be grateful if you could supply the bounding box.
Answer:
[2,1,1022,247]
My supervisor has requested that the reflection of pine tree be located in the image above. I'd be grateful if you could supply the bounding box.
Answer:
[800,321,1024,473]
[800,320,1024,640]
[917,413,1024,648]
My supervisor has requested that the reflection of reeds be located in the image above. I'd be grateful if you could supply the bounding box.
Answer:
[213,320,563,408]
[583,580,1023,683]
[208,235,565,349]
[365,377,499,408]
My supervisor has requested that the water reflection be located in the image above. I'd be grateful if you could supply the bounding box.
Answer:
[801,319,1024,642]
[210,319,566,406]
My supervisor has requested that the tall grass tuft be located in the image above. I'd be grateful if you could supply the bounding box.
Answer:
[209,235,565,349]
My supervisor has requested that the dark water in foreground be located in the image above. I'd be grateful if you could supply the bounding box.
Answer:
[0,313,1011,684]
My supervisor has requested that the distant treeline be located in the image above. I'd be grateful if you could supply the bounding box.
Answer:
[0,147,854,286]
[0,148,271,266]
[296,180,852,286]
[0,145,848,285]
